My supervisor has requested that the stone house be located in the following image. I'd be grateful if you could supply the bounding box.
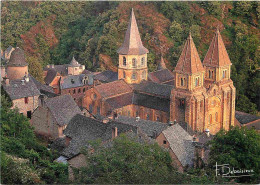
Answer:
[31,94,81,139]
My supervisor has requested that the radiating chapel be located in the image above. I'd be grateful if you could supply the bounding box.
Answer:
[83,9,236,134]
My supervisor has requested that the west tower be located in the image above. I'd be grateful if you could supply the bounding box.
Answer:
[117,9,149,84]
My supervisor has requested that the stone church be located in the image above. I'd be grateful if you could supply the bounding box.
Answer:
[83,9,236,135]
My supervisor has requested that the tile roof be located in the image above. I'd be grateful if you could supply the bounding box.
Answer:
[148,69,174,84]
[117,9,148,55]
[7,48,28,67]
[62,114,138,158]
[60,74,93,89]
[44,68,58,85]
[157,56,167,70]
[95,80,132,98]
[235,111,260,125]
[175,34,204,74]
[116,116,169,138]
[203,28,231,67]
[162,124,195,167]
[132,92,170,112]
[105,92,133,110]
[93,70,118,83]
[69,56,81,67]
[133,80,173,98]
[2,77,40,100]
[45,95,81,126]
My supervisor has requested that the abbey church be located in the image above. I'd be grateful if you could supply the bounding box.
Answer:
[83,9,236,134]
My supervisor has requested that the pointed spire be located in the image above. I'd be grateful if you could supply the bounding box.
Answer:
[157,55,167,70]
[203,28,231,67]
[117,8,149,55]
[70,56,80,67]
[175,34,204,74]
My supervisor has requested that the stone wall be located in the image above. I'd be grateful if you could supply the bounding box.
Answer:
[12,95,39,117]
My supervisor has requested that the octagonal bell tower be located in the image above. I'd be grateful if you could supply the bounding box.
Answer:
[117,9,149,84]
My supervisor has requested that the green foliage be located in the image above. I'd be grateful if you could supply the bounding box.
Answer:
[209,127,260,183]
[199,2,222,18]
[0,107,68,184]
[26,56,44,83]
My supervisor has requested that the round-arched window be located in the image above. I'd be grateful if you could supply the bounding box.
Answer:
[141,57,145,66]
[123,56,126,66]
[132,58,137,68]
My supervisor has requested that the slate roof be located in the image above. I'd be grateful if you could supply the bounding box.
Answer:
[45,95,81,126]
[105,92,133,110]
[117,9,149,55]
[116,115,169,138]
[44,68,58,85]
[95,80,132,98]
[133,80,173,98]
[132,92,170,112]
[243,120,260,131]
[203,28,231,67]
[62,114,138,158]
[162,124,195,167]
[175,34,204,74]
[8,48,28,67]
[94,70,118,83]
[235,111,260,125]
[2,77,40,100]
[60,74,93,90]
[148,69,174,84]
[29,74,54,94]
[69,56,81,67]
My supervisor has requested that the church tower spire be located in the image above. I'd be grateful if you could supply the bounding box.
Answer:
[157,55,167,70]
[203,28,232,86]
[117,9,148,84]
[174,34,205,91]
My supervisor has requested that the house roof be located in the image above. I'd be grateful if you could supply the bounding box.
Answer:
[132,92,170,112]
[44,68,58,85]
[29,74,54,94]
[203,28,231,67]
[94,70,118,83]
[175,34,204,74]
[117,9,148,55]
[116,116,169,138]
[60,74,93,89]
[148,69,174,84]
[45,95,81,126]
[133,80,173,98]
[95,80,132,98]
[7,48,28,67]
[243,119,260,131]
[69,56,81,67]
[235,111,260,125]
[162,124,195,167]
[2,76,40,100]
[157,56,167,70]
[105,92,133,110]
[62,114,138,158]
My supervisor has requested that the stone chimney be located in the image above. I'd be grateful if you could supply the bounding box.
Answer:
[136,116,140,121]
[21,79,25,85]
[3,77,9,86]
[112,127,118,139]
[24,72,29,82]
[205,128,210,137]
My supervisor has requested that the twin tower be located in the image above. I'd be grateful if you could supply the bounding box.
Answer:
[117,9,236,134]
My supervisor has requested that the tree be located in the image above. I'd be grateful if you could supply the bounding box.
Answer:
[209,127,260,183]
[26,56,44,83]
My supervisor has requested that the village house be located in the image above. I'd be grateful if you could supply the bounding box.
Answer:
[31,94,81,139]
[1,47,54,118]
[82,9,236,135]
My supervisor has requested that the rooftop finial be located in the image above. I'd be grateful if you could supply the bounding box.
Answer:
[188,31,192,40]
[216,25,220,33]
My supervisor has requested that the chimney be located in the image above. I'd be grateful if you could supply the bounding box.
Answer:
[205,128,210,137]
[24,72,29,82]
[136,116,140,121]
[102,118,110,124]
[21,79,25,85]
[112,127,118,139]
[4,77,9,86]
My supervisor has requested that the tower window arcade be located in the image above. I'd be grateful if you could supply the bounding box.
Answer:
[132,58,137,68]
[123,56,126,66]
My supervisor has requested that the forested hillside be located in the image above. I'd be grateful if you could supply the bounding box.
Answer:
[1,1,259,114]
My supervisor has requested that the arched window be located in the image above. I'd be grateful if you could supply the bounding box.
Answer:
[195,78,198,87]
[73,89,76,94]
[146,114,150,120]
[223,71,225,79]
[141,57,145,66]
[78,88,81,93]
[141,71,146,79]
[209,70,211,79]
[200,101,203,112]
[212,71,214,79]
[123,71,126,78]
[215,112,218,122]
[132,58,137,68]
[198,77,200,85]
[214,89,216,95]
[209,114,212,124]
[123,57,126,66]
[83,88,86,93]
[181,78,184,86]
[132,72,137,80]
